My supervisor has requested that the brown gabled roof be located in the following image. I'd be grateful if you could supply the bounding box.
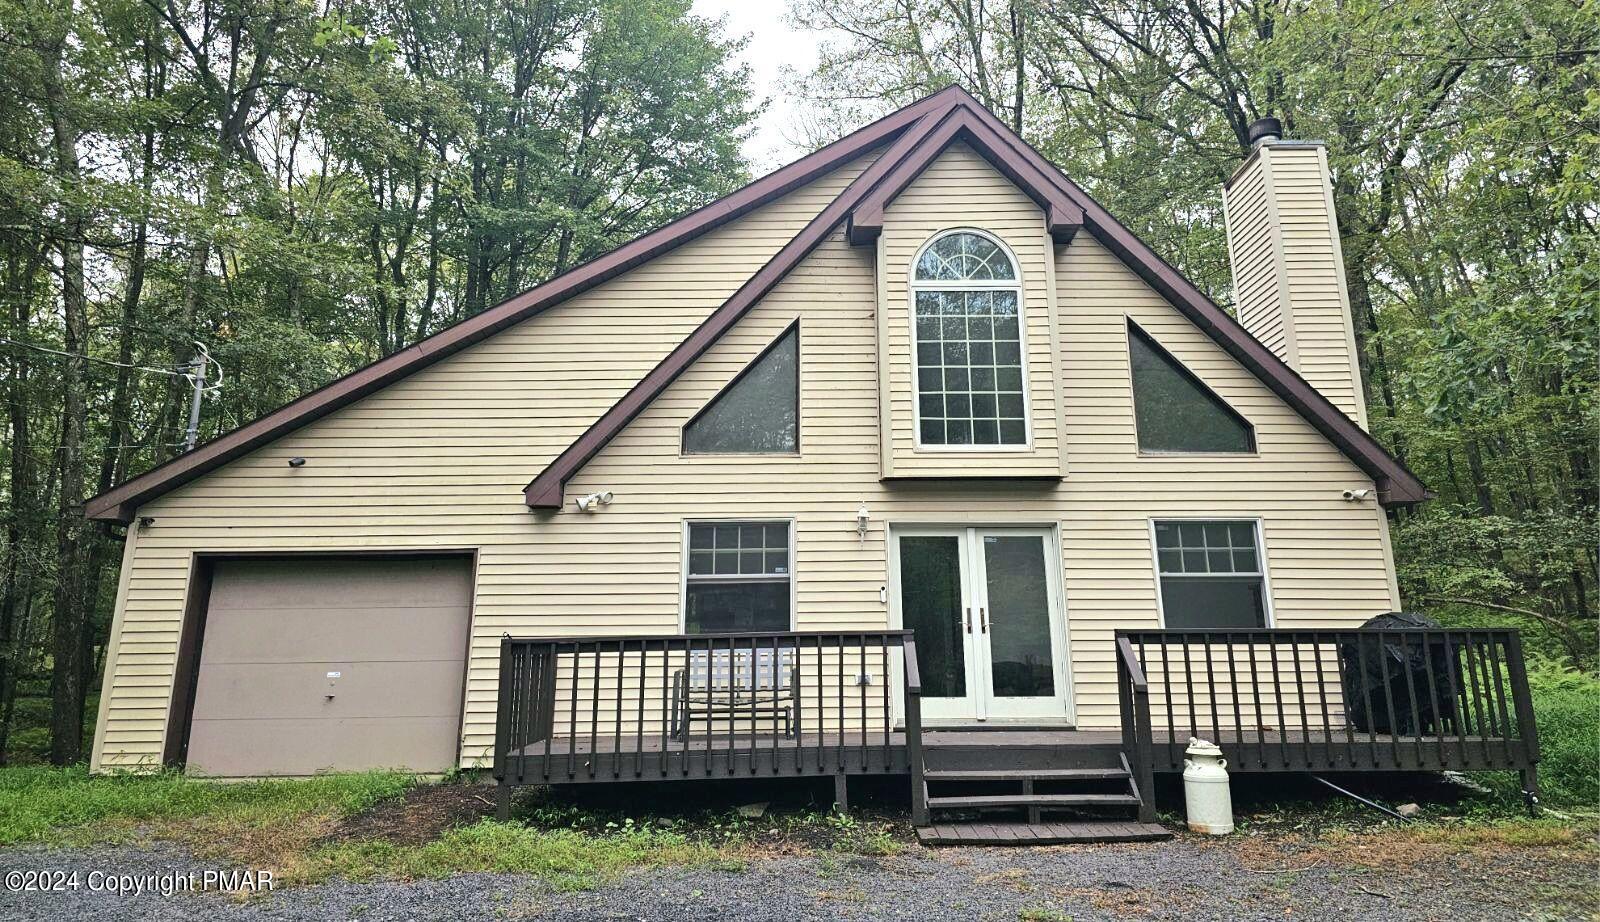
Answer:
[525,86,1427,509]
[82,88,961,522]
[89,85,1427,522]
[847,106,1083,245]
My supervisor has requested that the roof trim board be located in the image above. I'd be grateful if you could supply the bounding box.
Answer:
[846,106,1083,245]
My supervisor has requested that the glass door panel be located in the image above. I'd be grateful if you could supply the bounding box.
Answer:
[895,532,978,721]
[972,529,1070,722]
[981,534,1055,698]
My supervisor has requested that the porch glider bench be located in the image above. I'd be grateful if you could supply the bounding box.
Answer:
[670,645,800,740]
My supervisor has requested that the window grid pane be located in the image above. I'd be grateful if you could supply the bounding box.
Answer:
[914,289,1026,446]
[1154,520,1261,575]
[914,232,1017,281]
[687,522,790,576]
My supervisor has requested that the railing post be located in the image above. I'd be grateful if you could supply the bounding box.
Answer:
[903,636,927,827]
[493,635,514,820]
[1503,631,1542,811]
[1117,633,1157,824]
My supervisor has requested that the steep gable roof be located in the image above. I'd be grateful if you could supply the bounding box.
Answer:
[88,86,1427,523]
[524,87,1427,509]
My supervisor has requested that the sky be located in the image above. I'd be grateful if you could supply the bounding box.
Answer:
[690,0,824,171]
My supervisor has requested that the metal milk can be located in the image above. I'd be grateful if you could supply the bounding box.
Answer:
[1183,737,1234,835]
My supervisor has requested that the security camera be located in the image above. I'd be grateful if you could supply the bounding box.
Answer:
[574,491,614,512]
[1342,488,1372,502]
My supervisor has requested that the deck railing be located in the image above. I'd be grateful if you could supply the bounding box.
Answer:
[1115,636,1158,822]
[494,630,923,787]
[1116,628,1540,784]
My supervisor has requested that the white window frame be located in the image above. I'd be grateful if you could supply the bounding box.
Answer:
[1147,517,1275,629]
[907,228,1033,452]
[679,518,798,634]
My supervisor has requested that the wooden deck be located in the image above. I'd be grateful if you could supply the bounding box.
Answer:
[494,627,1544,842]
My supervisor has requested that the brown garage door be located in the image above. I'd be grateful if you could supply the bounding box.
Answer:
[185,556,472,776]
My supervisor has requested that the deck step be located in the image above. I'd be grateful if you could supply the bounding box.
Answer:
[916,820,1172,846]
[923,768,1128,782]
[926,792,1141,809]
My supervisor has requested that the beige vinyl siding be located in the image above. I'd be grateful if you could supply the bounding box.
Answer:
[562,219,1398,737]
[90,153,876,770]
[1224,144,1368,426]
[93,145,1401,770]
[877,143,1065,477]
[1222,155,1292,362]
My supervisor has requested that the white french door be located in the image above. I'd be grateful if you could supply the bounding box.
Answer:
[890,526,1072,724]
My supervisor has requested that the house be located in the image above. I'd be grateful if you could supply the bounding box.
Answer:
[85,87,1538,844]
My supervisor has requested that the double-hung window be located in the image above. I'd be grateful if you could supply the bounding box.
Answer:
[911,230,1028,447]
[684,522,792,633]
[1153,520,1269,629]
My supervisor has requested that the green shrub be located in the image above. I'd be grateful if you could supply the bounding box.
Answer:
[1481,661,1599,808]
[1524,662,1600,807]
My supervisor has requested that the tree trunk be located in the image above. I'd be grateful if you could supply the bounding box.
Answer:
[42,16,91,765]
[0,240,43,764]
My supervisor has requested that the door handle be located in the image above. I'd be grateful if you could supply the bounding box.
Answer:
[964,607,972,633]
[980,607,988,633]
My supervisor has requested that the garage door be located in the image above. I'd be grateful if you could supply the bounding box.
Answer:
[185,556,472,776]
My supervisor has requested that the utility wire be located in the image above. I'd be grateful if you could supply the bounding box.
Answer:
[0,336,193,379]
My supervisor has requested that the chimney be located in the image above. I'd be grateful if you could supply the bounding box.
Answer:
[1222,118,1368,427]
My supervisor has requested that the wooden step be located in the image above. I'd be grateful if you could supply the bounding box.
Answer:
[917,820,1172,846]
[923,768,1128,782]
[927,792,1141,809]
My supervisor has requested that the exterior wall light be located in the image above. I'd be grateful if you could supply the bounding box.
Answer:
[574,491,613,512]
[857,503,870,543]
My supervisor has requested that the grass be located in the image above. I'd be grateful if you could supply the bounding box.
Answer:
[0,764,412,847]
[1478,660,1599,808]
[301,820,718,890]
[0,766,893,890]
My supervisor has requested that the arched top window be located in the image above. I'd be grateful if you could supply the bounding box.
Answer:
[910,230,1028,447]
[914,230,1017,282]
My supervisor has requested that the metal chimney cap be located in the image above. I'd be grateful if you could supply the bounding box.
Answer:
[1247,117,1283,148]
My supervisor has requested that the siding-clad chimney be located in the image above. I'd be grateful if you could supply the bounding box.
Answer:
[1223,119,1368,427]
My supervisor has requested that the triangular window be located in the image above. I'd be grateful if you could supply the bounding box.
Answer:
[1129,322,1255,453]
[683,324,799,454]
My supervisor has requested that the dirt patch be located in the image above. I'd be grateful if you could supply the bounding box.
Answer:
[1223,818,1598,873]
[323,783,496,846]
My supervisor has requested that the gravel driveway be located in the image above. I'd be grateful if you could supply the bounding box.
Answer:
[1,836,1591,922]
